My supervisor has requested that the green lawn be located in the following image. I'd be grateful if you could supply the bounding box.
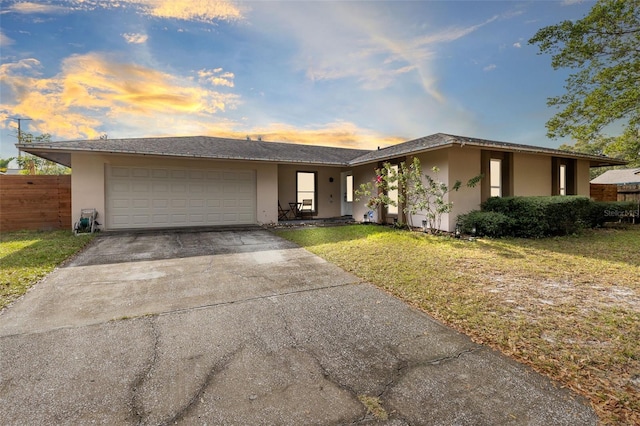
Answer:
[0,230,95,310]
[274,225,640,425]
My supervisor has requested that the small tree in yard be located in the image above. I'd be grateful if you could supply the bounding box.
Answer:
[0,157,15,173]
[356,157,482,233]
[16,133,70,175]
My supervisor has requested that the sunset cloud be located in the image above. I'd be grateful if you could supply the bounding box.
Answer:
[239,121,406,150]
[0,54,239,139]
[0,30,14,47]
[2,0,244,23]
[122,33,148,44]
[140,0,244,23]
[3,1,68,14]
[281,4,499,103]
[197,68,235,87]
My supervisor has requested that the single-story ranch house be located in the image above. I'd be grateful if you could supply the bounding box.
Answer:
[18,133,625,232]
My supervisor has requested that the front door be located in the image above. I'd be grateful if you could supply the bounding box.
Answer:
[340,172,353,217]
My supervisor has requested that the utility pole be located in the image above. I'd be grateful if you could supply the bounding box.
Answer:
[9,117,32,156]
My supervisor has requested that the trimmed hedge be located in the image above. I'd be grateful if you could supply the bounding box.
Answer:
[585,201,639,227]
[457,196,638,238]
[481,196,592,238]
[457,211,515,237]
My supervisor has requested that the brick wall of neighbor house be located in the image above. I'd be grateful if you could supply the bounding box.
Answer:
[590,183,618,202]
[0,175,71,231]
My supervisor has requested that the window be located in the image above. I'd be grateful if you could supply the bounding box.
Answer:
[346,175,353,202]
[296,171,316,211]
[552,158,575,195]
[490,159,502,197]
[387,165,399,214]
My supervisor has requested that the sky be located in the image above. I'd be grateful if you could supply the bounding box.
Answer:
[0,0,597,160]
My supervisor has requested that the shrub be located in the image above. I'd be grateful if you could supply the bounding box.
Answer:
[480,196,592,238]
[457,210,515,238]
[585,201,640,227]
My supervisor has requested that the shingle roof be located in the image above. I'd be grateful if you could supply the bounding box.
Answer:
[17,136,370,167]
[590,168,640,184]
[17,133,626,168]
[347,133,626,166]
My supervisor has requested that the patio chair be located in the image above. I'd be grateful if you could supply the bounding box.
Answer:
[300,199,313,219]
[278,201,291,220]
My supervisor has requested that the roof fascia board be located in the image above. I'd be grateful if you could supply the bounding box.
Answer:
[17,144,354,167]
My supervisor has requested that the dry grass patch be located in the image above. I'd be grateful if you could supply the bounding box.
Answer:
[275,225,640,425]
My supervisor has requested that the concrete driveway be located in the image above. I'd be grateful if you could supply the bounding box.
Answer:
[0,227,596,425]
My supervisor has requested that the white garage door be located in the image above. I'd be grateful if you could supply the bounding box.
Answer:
[105,165,256,229]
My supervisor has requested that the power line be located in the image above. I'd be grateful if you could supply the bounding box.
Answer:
[8,117,32,156]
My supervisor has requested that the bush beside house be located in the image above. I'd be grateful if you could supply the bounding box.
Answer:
[458,196,638,238]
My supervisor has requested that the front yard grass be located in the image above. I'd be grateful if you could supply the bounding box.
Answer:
[274,225,640,425]
[0,230,95,310]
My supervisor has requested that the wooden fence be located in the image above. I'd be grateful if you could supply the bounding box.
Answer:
[0,175,71,232]
[590,183,618,202]
[618,184,640,202]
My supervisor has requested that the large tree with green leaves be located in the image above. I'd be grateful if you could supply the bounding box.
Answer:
[529,0,640,145]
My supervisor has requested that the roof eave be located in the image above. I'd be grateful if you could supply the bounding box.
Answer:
[16,144,353,167]
[348,142,454,166]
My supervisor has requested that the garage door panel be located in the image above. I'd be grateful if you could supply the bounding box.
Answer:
[112,167,130,178]
[153,183,169,193]
[132,168,150,178]
[171,199,187,208]
[106,165,256,229]
[132,182,149,192]
[152,169,169,178]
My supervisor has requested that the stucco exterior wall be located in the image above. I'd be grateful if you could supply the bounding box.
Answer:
[413,149,452,230]
[277,164,344,218]
[576,159,591,197]
[71,153,279,230]
[447,147,482,231]
[71,153,107,231]
[512,153,552,196]
[351,163,378,223]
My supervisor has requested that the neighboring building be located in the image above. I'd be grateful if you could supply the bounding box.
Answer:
[591,168,640,202]
[18,133,625,232]
[591,168,640,185]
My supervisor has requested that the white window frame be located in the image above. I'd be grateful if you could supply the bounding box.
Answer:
[490,158,502,197]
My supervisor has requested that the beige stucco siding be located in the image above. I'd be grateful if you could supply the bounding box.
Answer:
[70,153,278,230]
[71,153,107,230]
[576,159,591,196]
[277,164,344,218]
[351,164,376,222]
[447,147,482,231]
[413,149,452,230]
[512,153,552,196]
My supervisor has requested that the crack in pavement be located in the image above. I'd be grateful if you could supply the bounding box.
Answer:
[159,344,246,426]
[267,297,365,413]
[129,316,160,425]
[424,346,480,366]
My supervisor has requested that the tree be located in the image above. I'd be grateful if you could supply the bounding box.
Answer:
[0,157,15,173]
[355,157,482,233]
[16,133,71,175]
[529,0,640,142]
